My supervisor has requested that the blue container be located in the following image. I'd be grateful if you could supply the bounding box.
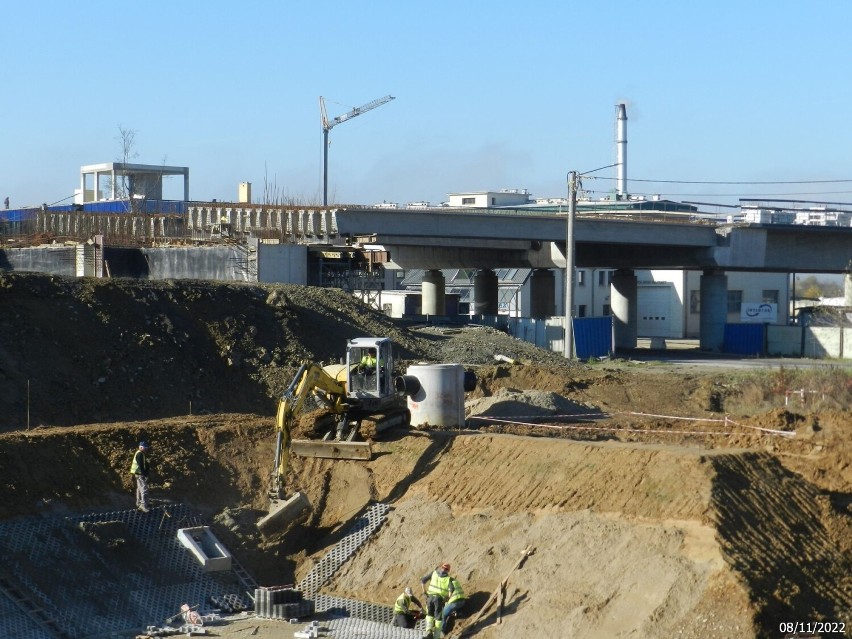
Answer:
[573,316,613,359]
[723,323,765,356]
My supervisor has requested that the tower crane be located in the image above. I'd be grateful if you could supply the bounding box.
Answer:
[320,94,395,206]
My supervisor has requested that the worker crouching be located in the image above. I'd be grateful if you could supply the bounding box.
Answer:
[441,577,467,633]
[393,587,424,628]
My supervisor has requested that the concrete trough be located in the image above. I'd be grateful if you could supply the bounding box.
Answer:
[177,525,233,571]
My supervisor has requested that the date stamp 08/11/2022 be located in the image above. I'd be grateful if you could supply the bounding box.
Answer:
[779,621,846,636]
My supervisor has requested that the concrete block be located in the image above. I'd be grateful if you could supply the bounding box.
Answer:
[177,526,232,571]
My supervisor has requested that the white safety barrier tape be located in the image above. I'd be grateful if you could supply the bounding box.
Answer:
[622,411,796,438]
[470,412,796,438]
[621,411,724,423]
[471,415,737,436]
[724,416,796,438]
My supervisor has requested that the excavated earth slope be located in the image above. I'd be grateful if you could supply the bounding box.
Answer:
[0,272,849,638]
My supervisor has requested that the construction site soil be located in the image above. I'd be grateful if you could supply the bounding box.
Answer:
[0,272,849,638]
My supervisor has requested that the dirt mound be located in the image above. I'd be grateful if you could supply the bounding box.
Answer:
[465,387,593,420]
[0,272,436,430]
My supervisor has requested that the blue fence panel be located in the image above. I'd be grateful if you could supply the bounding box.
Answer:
[723,323,765,356]
[80,200,186,214]
[574,316,613,359]
[0,209,38,222]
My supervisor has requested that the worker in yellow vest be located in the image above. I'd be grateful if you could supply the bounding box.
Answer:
[420,562,454,638]
[130,441,151,512]
[392,587,424,628]
[441,577,467,633]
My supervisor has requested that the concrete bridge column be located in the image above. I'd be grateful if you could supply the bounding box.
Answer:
[529,268,555,319]
[422,269,446,315]
[473,268,499,315]
[700,269,728,352]
[611,269,638,350]
[845,273,852,306]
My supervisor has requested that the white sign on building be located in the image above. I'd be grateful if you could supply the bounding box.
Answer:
[741,303,777,323]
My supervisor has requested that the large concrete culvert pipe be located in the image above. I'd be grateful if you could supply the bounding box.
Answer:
[397,364,477,428]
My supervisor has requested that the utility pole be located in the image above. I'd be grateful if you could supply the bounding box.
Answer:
[320,95,395,206]
[564,171,578,359]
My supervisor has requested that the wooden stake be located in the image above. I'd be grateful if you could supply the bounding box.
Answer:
[452,545,535,638]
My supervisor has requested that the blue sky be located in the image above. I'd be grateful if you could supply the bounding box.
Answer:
[2,1,850,210]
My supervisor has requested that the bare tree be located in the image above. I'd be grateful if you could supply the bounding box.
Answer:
[113,125,139,200]
[262,161,313,206]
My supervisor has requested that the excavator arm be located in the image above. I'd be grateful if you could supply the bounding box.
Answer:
[268,362,348,499]
[257,360,371,539]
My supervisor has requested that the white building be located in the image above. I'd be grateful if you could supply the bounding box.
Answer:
[447,189,532,208]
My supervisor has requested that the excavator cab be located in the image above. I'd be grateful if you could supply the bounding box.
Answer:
[346,338,393,399]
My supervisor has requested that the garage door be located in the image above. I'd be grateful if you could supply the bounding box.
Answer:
[638,285,673,337]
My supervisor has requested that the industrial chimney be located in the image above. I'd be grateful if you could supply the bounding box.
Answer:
[616,103,627,200]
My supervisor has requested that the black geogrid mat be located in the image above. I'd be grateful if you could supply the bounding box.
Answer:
[0,504,244,638]
[294,612,426,638]
[297,503,427,635]
[298,502,390,596]
[0,501,426,638]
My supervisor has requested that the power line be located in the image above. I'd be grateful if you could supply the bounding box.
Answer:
[581,188,852,198]
[579,163,619,177]
[586,176,852,185]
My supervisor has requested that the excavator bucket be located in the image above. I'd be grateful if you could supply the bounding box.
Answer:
[257,491,311,540]
[290,439,372,460]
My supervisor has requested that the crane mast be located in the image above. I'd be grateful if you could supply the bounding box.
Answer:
[319,94,395,206]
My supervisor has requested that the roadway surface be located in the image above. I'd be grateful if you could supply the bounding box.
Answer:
[623,339,852,370]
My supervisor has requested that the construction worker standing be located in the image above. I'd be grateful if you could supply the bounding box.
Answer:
[130,441,151,512]
[441,576,467,633]
[420,563,454,638]
[392,587,424,628]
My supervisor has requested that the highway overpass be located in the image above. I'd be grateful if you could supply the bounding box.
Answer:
[335,206,852,273]
[336,206,852,352]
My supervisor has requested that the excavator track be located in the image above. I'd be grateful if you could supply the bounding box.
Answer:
[359,407,411,441]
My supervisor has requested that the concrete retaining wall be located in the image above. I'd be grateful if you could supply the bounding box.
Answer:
[766,325,802,357]
[804,327,843,359]
[256,243,308,285]
[0,246,78,275]
[2,244,308,284]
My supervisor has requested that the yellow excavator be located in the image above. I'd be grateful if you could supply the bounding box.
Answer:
[257,337,411,538]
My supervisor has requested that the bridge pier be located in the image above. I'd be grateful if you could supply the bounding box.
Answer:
[612,269,638,350]
[699,269,727,352]
[473,268,499,315]
[845,273,852,306]
[422,269,446,315]
[529,269,555,319]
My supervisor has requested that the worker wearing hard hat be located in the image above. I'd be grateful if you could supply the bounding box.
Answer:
[130,441,151,512]
[392,586,424,628]
[420,563,454,638]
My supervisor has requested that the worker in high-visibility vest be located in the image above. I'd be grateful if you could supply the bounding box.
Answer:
[441,577,467,633]
[420,563,454,638]
[130,441,151,512]
[392,587,424,628]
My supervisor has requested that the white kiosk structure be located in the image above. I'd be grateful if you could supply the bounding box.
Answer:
[78,162,189,203]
